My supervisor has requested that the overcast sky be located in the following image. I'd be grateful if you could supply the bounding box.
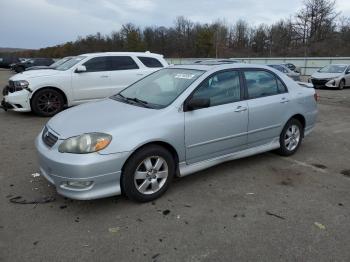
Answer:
[1,0,350,49]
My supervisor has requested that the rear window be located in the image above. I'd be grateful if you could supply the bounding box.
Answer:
[137,56,163,68]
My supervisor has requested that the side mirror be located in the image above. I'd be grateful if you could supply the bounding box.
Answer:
[75,65,87,73]
[345,70,350,75]
[184,97,210,111]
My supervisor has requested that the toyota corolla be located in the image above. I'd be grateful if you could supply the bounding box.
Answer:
[35,64,318,202]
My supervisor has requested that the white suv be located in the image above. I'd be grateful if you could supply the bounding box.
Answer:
[1,52,168,116]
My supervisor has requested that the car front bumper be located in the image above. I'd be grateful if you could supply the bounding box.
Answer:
[35,129,130,200]
[2,86,31,112]
[310,78,340,88]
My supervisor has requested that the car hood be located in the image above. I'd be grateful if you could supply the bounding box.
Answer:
[10,69,61,80]
[311,72,342,79]
[47,99,157,139]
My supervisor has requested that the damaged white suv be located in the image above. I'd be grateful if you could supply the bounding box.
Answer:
[1,52,168,116]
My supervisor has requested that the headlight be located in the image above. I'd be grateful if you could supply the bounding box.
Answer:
[12,80,30,91]
[14,80,29,88]
[58,133,112,154]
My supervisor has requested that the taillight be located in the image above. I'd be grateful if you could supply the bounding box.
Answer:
[314,93,319,102]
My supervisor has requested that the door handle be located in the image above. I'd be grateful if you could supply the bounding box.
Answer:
[100,75,109,78]
[280,97,290,103]
[234,106,247,112]
[136,73,144,76]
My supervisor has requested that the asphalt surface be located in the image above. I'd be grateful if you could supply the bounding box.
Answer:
[0,69,349,262]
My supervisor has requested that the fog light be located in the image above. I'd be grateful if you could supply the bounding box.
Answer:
[62,181,93,189]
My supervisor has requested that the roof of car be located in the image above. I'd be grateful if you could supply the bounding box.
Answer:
[170,63,273,72]
[80,52,164,57]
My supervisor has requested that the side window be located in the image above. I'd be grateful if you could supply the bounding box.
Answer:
[244,70,285,99]
[83,57,109,72]
[192,70,241,107]
[277,78,287,93]
[108,56,139,70]
[137,56,163,68]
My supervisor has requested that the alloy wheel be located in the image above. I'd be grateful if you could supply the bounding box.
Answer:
[134,156,169,195]
[284,124,301,151]
[134,156,168,195]
[36,91,62,114]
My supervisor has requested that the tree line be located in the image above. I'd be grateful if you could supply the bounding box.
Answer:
[9,0,350,58]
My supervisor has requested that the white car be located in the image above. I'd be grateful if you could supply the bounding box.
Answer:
[1,52,168,116]
[310,64,350,89]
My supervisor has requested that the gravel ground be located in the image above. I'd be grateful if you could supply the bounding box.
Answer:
[0,69,349,262]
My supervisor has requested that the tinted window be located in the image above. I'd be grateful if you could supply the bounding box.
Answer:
[137,56,163,68]
[192,71,241,107]
[244,70,285,99]
[83,57,109,72]
[107,56,139,70]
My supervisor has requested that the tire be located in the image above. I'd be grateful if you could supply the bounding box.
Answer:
[276,118,303,156]
[122,145,175,202]
[31,88,64,117]
[338,79,345,90]
[15,66,25,73]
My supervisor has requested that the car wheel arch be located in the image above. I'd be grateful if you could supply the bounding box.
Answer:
[284,114,306,135]
[30,86,68,107]
[121,141,180,175]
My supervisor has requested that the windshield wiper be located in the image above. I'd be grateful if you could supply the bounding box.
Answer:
[115,94,151,108]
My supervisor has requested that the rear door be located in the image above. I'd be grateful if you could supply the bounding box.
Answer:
[71,56,112,101]
[185,70,248,164]
[107,56,142,95]
[243,69,292,147]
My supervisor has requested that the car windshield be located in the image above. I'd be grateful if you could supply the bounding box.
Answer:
[112,68,204,109]
[319,65,347,73]
[55,56,86,71]
[50,57,73,68]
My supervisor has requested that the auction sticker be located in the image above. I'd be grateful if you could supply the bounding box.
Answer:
[174,74,195,79]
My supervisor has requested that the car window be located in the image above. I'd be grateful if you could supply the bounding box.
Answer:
[83,57,109,72]
[244,70,285,99]
[319,65,347,73]
[117,68,204,108]
[192,70,241,107]
[137,56,163,68]
[107,56,139,70]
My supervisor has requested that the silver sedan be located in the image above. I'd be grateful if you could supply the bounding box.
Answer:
[35,64,318,201]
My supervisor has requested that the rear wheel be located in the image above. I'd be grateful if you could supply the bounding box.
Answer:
[276,118,303,156]
[122,145,175,202]
[31,89,64,117]
[339,79,345,90]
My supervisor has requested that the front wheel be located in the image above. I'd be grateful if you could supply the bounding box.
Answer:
[122,145,175,202]
[31,89,64,117]
[339,80,345,90]
[276,119,303,156]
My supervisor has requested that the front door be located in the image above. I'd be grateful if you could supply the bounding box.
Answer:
[72,56,111,102]
[185,70,248,164]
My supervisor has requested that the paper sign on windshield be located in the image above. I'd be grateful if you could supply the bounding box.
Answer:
[174,74,195,79]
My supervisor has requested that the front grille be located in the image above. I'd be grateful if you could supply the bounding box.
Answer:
[42,126,58,148]
[311,78,329,86]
